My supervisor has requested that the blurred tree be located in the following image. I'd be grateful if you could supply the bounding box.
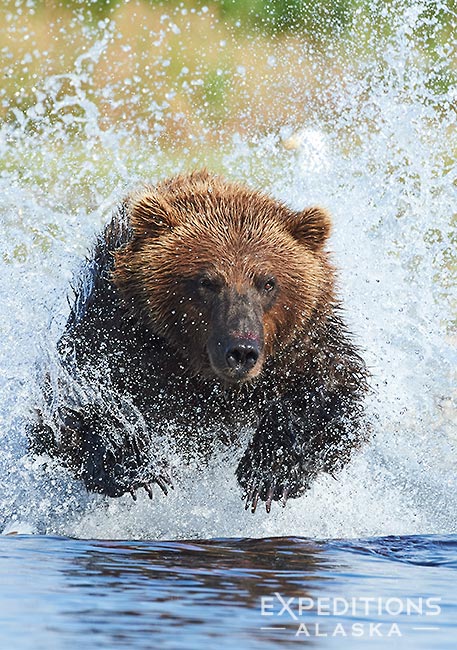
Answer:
[217,0,355,35]
[47,0,357,36]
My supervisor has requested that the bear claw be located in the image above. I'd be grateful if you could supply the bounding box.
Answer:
[128,472,173,500]
[244,480,291,513]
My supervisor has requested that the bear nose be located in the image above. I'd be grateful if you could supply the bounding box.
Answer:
[226,341,259,372]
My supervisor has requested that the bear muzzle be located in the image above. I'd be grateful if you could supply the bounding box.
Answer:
[226,337,260,373]
[205,288,265,383]
[207,334,264,383]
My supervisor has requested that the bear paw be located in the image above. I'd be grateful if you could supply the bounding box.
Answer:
[111,463,174,501]
[125,470,174,501]
[82,448,173,500]
[236,438,304,514]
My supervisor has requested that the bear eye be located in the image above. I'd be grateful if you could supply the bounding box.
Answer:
[263,278,276,293]
[199,276,218,291]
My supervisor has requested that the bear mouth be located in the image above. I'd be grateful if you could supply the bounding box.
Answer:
[214,364,262,385]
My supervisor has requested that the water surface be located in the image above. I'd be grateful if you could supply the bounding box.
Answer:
[1,534,456,649]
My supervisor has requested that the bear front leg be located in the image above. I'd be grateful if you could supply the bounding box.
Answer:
[52,404,173,500]
[80,433,173,501]
[236,392,365,513]
[81,429,173,500]
[236,403,308,513]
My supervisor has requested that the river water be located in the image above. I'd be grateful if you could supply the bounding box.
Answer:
[0,1,456,648]
[1,534,456,649]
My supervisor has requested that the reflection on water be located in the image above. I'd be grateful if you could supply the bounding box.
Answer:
[1,534,456,649]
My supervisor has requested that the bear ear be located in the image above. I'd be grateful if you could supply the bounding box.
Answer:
[130,189,179,237]
[286,206,332,251]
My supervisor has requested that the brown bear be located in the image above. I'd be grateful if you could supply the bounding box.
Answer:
[31,170,369,513]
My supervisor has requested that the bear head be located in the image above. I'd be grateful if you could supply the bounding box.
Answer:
[114,171,334,385]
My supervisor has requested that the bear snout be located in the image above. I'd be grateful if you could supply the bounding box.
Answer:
[207,333,264,383]
[205,288,265,383]
[226,339,260,373]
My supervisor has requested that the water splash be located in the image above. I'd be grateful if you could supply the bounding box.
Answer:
[0,1,455,539]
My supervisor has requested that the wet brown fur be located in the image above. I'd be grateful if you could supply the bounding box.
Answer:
[30,170,369,511]
[114,170,334,375]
